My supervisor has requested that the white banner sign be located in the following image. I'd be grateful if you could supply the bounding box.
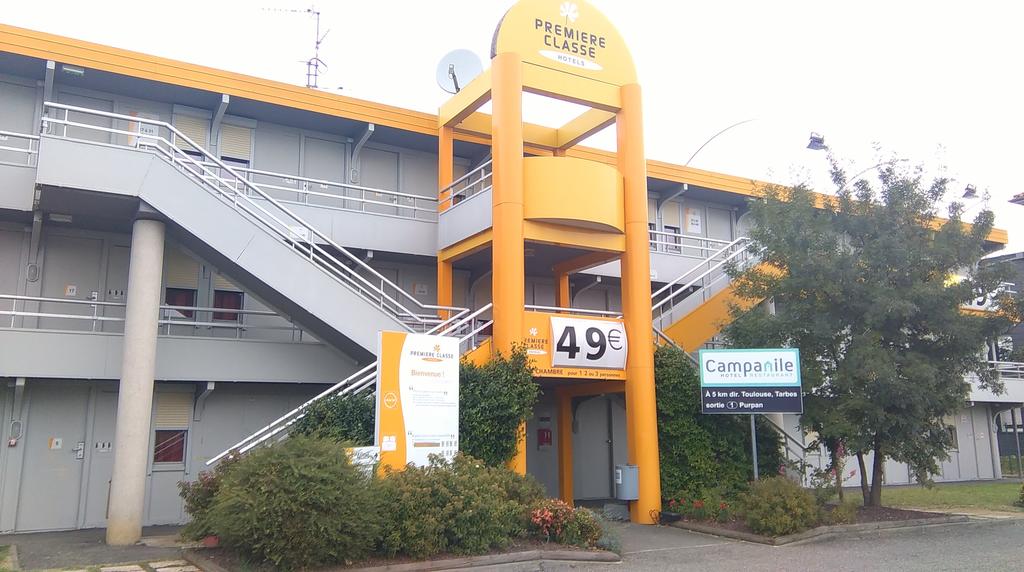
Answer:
[549,316,627,370]
[699,348,801,387]
[375,332,459,469]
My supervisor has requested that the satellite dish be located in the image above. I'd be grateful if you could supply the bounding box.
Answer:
[436,49,483,94]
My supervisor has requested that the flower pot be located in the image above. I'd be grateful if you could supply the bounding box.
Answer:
[202,535,220,548]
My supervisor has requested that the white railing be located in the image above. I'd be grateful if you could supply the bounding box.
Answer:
[0,294,309,341]
[649,230,733,259]
[439,160,492,211]
[0,130,38,167]
[650,237,755,329]
[197,162,438,221]
[206,305,495,465]
[992,361,1024,381]
[40,102,466,332]
[524,304,621,317]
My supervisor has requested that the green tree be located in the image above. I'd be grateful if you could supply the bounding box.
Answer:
[459,346,540,466]
[291,390,375,445]
[655,345,784,497]
[724,162,1010,506]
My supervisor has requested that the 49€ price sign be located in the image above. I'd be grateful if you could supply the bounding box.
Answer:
[549,316,627,370]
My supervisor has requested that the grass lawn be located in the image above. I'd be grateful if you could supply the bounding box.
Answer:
[880,481,1024,513]
[0,545,11,572]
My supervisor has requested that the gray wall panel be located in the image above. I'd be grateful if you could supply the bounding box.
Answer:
[437,188,492,249]
[0,329,356,383]
[0,165,36,210]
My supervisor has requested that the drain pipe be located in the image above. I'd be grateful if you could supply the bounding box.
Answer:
[349,123,376,183]
[193,381,215,421]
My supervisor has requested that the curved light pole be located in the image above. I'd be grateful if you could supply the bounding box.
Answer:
[655,118,757,231]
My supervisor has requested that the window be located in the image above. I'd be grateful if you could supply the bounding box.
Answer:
[164,287,197,318]
[663,225,682,254]
[947,426,959,451]
[213,290,243,321]
[153,429,187,463]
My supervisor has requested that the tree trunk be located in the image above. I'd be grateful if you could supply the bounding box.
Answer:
[868,443,885,507]
[856,451,870,505]
[833,448,845,501]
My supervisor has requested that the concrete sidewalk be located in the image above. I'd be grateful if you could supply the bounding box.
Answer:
[0,526,184,571]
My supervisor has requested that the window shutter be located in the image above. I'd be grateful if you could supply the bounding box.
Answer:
[213,272,240,291]
[154,392,193,428]
[662,201,682,229]
[647,198,657,224]
[164,248,199,289]
[172,114,209,154]
[219,124,252,161]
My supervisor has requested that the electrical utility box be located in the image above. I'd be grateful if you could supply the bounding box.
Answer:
[614,464,639,501]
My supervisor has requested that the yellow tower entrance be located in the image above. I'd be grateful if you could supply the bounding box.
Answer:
[436,0,661,524]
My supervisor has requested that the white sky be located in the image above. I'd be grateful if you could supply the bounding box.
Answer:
[6,0,1021,250]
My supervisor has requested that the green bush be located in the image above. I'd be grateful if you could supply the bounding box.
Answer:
[1015,483,1024,508]
[741,477,819,536]
[829,501,859,525]
[527,499,602,548]
[177,455,238,540]
[290,390,375,445]
[206,437,381,570]
[655,346,785,498]
[377,454,544,558]
[460,346,540,466]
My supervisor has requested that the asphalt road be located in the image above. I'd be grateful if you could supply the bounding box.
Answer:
[553,519,1024,572]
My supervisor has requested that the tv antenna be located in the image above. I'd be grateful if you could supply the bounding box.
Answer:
[264,5,330,89]
[436,49,483,94]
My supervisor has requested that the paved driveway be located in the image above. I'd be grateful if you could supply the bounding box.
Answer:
[557,519,1024,571]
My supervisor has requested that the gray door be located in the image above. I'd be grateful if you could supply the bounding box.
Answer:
[81,388,118,528]
[0,80,37,164]
[16,382,90,531]
[102,245,130,333]
[303,136,346,209]
[573,396,614,500]
[39,234,104,331]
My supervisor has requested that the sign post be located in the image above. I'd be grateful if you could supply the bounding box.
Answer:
[699,348,802,480]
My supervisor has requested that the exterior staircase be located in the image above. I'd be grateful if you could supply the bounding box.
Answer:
[36,102,465,360]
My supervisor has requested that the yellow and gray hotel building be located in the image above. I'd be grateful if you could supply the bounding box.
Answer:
[0,1,1017,542]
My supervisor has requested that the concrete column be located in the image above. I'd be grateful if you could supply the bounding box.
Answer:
[106,215,165,545]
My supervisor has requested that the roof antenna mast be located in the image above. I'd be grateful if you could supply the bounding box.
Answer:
[263,5,329,88]
[304,6,328,89]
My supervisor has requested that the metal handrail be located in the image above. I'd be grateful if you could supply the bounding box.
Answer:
[41,102,467,329]
[651,240,754,314]
[437,303,493,336]
[648,230,734,258]
[439,160,493,210]
[0,293,308,339]
[208,308,497,463]
[990,361,1024,380]
[197,162,439,219]
[524,304,621,317]
[207,361,379,463]
[651,237,749,300]
[0,130,39,166]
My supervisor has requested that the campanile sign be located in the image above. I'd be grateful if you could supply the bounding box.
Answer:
[699,349,803,414]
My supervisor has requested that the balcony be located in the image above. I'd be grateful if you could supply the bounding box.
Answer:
[970,361,1024,403]
[0,294,355,383]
